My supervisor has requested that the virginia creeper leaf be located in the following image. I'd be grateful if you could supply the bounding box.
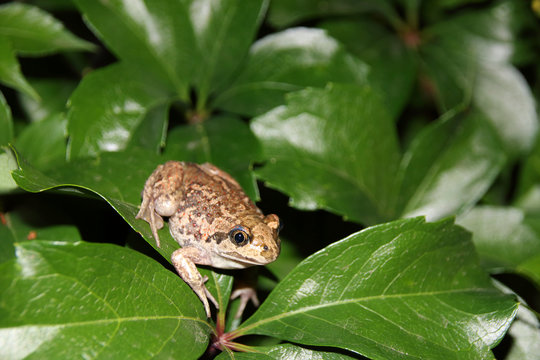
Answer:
[252,84,400,224]
[0,2,94,55]
[0,240,211,359]
[236,217,518,360]
[67,63,171,159]
[74,0,196,97]
[215,343,357,359]
[0,91,13,146]
[190,0,268,100]
[398,110,506,220]
[0,36,38,100]
[215,27,368,116]
[457,206,540,277]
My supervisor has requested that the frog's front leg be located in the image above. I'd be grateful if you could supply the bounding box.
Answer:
[136,161,185,247]
[171,247,219,318]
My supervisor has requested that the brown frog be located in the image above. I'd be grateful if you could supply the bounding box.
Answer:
[136,161,281,317]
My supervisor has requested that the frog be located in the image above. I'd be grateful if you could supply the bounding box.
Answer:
[136,161,281,318]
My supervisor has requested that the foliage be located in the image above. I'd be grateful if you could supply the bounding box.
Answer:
[1,0,539,359]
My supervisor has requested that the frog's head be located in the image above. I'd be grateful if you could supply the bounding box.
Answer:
[215,213,282,268]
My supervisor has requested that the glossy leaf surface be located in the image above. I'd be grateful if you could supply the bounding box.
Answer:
[67,63,171,159]
[237,218,518,359]
[0,36,38,99]
[0,2,94,54]
[422,1,537,155]
[74,0,196,96]
[0,91,13,146]
[15,114,67,170]
[18,79,77,123]
[215,27,368,116]
[0,149,17,193]
[190,0,267,99]
[0,240,211,359]
[398,111,506,220]
[252,84,400,224]
[215,343,357,359]
[321,19,417,120]
[267,0,396,28]
[457,206,540,276]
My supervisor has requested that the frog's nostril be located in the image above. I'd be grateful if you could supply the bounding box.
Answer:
[263,245,269,251]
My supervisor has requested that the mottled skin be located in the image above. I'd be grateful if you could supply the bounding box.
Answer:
[136,161,281,317]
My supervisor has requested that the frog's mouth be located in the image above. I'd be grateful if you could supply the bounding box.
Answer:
[219,252,266,268]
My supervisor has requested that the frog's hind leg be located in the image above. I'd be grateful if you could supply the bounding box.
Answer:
[171,247,219,318]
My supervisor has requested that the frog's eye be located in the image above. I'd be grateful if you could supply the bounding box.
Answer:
[229,227,250,246]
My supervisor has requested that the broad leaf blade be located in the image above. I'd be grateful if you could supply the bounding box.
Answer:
[457,206,540,275]
[15,113,68,170]
[0,3,94,54]
[0,148,17,193]
[237,218,518,359]
[215,343,357,359]
[190,0,267,99]
[267,0,396,28]
[0,91,13,146]
[321,19,417,120]
[0,241,211,359]
[0,36,39,100]
[215,27,368,116]
[251,84,400,224]
[67,63,171,159]
[74,0,197,97]
[399,110,506,220]
[422,1,538,156]
[18,79,77,123]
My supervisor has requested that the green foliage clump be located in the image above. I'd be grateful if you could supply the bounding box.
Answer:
[1,0,540,359]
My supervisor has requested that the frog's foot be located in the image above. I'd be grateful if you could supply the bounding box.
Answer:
[171,248,217,318]
[231,287,260,319]
[135,200,164,247]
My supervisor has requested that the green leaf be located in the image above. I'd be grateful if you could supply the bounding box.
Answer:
[215,343,357,359]
[164,116,262,201]
[267,0,397,29]
[0,240,211,359]
[190,0,268,102]
[516,255,540,289]
[321,19,417,120]
[0,36,39,100]
[235,217,518,360]
[506,304,540,360]
[422,1,538,156]
[18,79,77,123]
[516,133,540,203]
[215,28,368,116]
[74,0,197,97]
[457,206,540,276]
[0,2,94,55]
[0,148,17,193]
[0,91,13,146]
[398,110,506,220]
[15,113,67,170]
[251,84,400,224]
[67,63,171,159]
